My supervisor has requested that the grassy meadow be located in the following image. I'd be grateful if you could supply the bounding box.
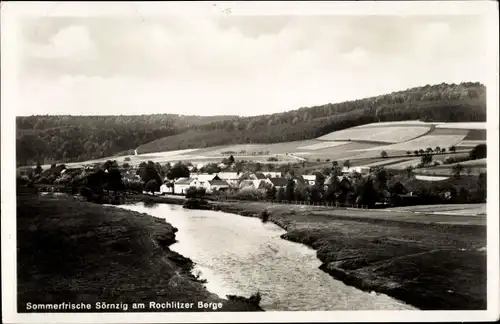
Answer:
[17,192,262,312]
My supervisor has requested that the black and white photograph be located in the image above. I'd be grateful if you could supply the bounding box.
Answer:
[2,1,499,323]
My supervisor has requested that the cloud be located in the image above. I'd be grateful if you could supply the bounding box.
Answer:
[27,25,96,61]
[17,15,489,116]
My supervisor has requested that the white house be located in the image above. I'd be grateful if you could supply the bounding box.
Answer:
[342,166,371,175]
[261,171,282,178]
[173,177,192,194]
[160,183,173,195]
[192,173,220,182]
[239,180,255,190]
[302,175,316,186]
[264,177,288,190]
[217,172,242,187]
[204,180,230,193]
[189,178,206,188]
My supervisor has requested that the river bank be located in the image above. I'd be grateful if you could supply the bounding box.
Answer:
[205,200,487,310]
[16,192,262,312]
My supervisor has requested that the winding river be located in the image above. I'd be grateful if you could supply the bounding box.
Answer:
[119,202,415,311]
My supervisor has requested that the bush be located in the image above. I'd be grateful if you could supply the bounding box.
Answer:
[231,188,266,201]
[185,186,206,198]
[80,186,93,201]
[469,144,486,160]
[124,157,131,161]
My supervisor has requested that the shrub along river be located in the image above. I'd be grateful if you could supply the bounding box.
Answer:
[118,202,415,311]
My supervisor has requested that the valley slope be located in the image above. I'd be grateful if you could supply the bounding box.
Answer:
[16,82,486,167]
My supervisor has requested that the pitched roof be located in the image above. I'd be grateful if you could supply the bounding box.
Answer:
[324,175,351,185]
[254,172,267,179]
[175,177,191,184]
[194,174,220,182]
[208,180,230,186]
[217,172,240,180]
[302,175,316,181]
[239,180,255,188]
[269,177,288,187]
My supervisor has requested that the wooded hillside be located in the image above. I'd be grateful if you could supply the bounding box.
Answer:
[137,82,486,153]
[16,114,236,166]
[16,82,486,165]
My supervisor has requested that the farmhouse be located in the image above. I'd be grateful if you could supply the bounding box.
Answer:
[160,182,173,195]
[173,177,191,194]
[189,178,206,189]
[302,175,316,186]
[254,172,268,180]
[217,172,242,187]
[265,177,289,190]
[204,180,230,193]
[261,171,282,178]
[324,175,352,190]
[342,166,371,175]
[239,180,255,189]
[191,173,221,182]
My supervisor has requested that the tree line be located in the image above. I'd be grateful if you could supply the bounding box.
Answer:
[137,82,486,153]
[16,114,236,166]
[17,82,486,165]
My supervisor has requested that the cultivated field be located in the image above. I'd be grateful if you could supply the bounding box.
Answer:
[360,134,467,152]
[296,141,350,150]
[317,125,431,143]
[46,121,486,170]
[361,157,414,168]
[435,122,487,130]
[457,140,487,148]
[387,158,422,170]
[353,121,433,128]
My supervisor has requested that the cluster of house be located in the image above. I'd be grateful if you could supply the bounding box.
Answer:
[159,169,358,195]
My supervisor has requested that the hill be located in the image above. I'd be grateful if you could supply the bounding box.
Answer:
[16,114,237,166]
[16,82,486,166]
[137,82,486,154]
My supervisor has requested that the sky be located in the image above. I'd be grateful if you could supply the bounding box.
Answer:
[17,11,490,116]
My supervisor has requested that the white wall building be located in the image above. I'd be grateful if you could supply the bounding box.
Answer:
[302,175,316,186]
[173,177,192,194]
[203,180,230,193]
[341,166,371,175]
[217,172,242,187]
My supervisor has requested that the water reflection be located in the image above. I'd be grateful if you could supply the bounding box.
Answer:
[119,203,415,311]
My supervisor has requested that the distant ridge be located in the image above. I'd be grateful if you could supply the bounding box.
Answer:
[16,82,486,165]
[137,82,486,154]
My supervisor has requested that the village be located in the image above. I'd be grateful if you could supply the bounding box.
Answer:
[20,154,483,210]
[156,169,356,196]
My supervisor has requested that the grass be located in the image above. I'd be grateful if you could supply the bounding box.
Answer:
[17,193,262,312]
[207,200,487,310]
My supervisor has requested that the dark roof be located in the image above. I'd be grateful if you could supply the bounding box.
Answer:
[254,172,267,179]
[269,177,288,186]
[325,175,351,185]
[208,180,229,186]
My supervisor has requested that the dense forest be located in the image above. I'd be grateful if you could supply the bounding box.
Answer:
[16,82,486,166]
[16,114,236,166]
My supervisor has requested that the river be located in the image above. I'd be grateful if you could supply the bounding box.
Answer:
[118,202,415,311]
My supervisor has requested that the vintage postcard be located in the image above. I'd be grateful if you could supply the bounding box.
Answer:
[1,1,499,323]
